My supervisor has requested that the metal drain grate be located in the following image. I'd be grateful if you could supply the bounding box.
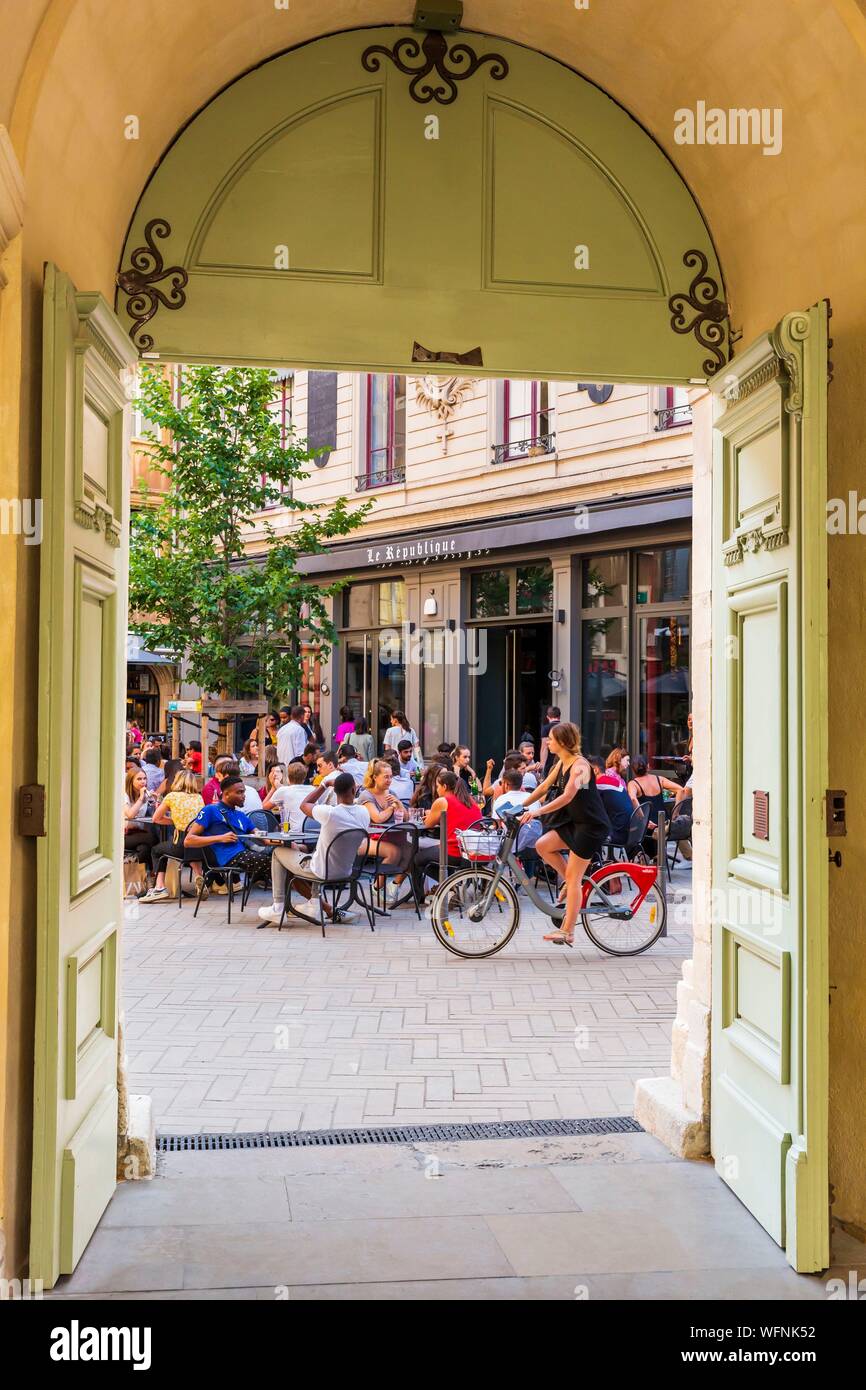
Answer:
[157,1116,643,1152]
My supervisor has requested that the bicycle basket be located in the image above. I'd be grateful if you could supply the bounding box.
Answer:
[455,827,502,861]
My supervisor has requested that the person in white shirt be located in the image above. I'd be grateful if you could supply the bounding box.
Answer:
[337,744,369,788]
[383,710,419,754]
[262,761,310,832]
[395,738,423,777]
[386,755,415,803]
[491,769,532,821]
[240,783,263,814]
[277,704,308,766]
[257,773,369,926]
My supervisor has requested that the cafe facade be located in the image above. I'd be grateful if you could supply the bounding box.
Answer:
[299,486,692,772]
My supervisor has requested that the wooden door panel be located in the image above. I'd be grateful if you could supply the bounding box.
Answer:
[711,306,829,1273]
[31,266,134,1287]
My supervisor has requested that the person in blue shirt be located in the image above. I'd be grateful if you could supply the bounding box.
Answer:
[183,775,261,900]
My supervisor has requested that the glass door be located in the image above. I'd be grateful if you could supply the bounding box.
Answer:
[344,637,373,733]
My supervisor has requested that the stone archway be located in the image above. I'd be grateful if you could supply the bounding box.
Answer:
[5,2,865,1286]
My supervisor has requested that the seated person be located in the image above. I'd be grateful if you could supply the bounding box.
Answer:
[653,784,693,860]
[396,738,422,778]
[412,769,481,896]
[123,767,158,863]
[518,739,542,781]
[491,767,532,820]
[217,760,263,814]
[597,747,630,789]
[202,754,234,805]
[337,742,369,788]
[141,771,205,903]
[262,760,312,832]
[291,742,320,785]
[257,772,369,927]
[358,759,406,826]
[238,736,260,777]
[386,752,415,803]
[492,767,542,865]
[313,748,340,789]
[183,774,263,900]
[483,752,537,800]
[143,747,165,793]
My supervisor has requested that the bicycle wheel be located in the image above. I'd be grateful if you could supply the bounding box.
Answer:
[580,865,666,956]
[429,868,520,958]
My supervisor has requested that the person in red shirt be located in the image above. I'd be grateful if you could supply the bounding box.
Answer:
[202,754,234,804]
[184,740,203,776]
[412,768,481,896]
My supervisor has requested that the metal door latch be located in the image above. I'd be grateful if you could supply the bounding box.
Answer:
[826,789,847,837]
[18,784,46,836]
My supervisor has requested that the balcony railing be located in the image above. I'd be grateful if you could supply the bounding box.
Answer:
[356,463,406,492]
[654,404,692,431]
[492,433,556,465]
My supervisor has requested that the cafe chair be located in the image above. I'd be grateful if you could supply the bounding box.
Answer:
[277,826,373,938]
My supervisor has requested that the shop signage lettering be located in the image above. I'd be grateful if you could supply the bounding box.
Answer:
[365,537,489,567]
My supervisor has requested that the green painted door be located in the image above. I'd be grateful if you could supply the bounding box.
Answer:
[30,266,136,1287]
[118,27,725,385]
[710,304,829,1272]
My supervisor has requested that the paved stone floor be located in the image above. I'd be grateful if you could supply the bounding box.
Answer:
[49,1132,864,1300]
[123,869,693,1133]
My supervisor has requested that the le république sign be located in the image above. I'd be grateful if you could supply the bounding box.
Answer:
[365,534,490,568]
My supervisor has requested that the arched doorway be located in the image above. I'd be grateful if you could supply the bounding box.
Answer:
[30,25,828,1283]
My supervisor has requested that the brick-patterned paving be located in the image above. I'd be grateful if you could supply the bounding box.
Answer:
[122,872,692,1134]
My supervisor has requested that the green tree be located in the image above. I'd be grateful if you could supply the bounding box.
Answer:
[129,365,371,698]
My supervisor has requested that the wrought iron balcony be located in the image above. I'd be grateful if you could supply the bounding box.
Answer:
[654,404,692,431]
[356,464,406,492]
[492,433,556,465]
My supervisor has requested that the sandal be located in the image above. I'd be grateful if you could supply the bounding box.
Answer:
[543,930,574,948]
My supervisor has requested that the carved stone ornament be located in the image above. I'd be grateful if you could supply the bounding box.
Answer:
[116,218,189,354]
[362,31,508,105]
[668,249,731,377]
[74,501,121,547]
[414,375,475,422]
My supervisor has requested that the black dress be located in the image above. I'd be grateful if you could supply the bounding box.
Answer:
[546,760,611,859]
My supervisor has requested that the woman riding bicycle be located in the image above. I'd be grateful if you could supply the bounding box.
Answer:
[519,721,611,948]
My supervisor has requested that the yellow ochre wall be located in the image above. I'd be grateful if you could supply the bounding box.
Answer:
[0,0,865,1273]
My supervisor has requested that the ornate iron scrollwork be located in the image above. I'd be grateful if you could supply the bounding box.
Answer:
[362,31,508,105]
[116,219,188,353]
[668,249,730,377]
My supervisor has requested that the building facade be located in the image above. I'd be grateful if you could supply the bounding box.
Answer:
[249,371,694,765]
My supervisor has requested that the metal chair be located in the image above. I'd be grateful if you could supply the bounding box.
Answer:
[277,826,373,937]
[357,823,423,919]
[609,803,652,863]
[665,796,693,871]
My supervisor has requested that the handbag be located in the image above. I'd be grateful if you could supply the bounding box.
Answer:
[123,857,147,898]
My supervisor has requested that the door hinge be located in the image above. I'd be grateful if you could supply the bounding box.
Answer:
[826,788,847,837]
[18,784,46,836]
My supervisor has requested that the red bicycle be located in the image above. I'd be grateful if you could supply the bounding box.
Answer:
[428,813,666,959]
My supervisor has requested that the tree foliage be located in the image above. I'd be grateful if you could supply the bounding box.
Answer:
[129,365,371,697]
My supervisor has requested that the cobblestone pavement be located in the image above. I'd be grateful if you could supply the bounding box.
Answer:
[123,869,692,1134]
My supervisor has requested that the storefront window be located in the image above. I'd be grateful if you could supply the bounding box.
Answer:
[344,580,406,630]
[581,617,628,758]
[637,546,690,605]
[378,580,406,627]
[582,554,628,608]
[470,569,510,618]
[638,613,691,761]
[516,564,554,614]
